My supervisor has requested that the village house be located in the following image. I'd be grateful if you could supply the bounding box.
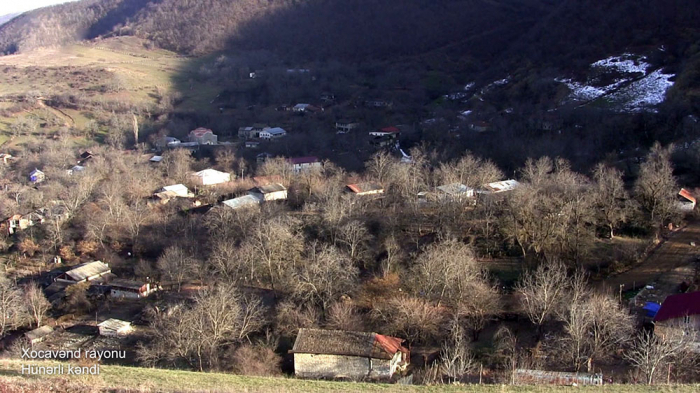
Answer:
[29,168,45,183]
[654,291,700,348]
[292,328,409,381]
[238,124,270,139]
[480,179,521,194]
[245,141,260,149]
[150,155,163,163]
[109,278,156,299]
[188,127,218,145]
[436,183,475,201]
[257,152,273,163]
[677,188,696,212]
[346,182,384,196]
[336,120,359,134]
[259,127,287,140]
[190,169,232,186]
[6,211,44,235]
[0,153,13,165]
[288,157,322,173]
[248,183,288,202]
[98,319,133,337]
[222,194,262,210]
[369,126,400,138]
[55,261,113,284]
[156,184,193,199]
[78,150,94,164]
[24,326,54,345]
[67,165,85,175]
[293,103,322,113]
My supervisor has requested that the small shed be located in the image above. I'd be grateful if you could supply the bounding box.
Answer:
[292,328,409,381]
[150,155,163,163]
[98,319,133,336]
[248,183,287,202]
[25,326,54,345]
[29,168,45,183]
[480,179,521,194]
[157,184,193,198]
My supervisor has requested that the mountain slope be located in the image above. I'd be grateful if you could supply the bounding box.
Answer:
[0,0,548,59]
[0,13,19,26]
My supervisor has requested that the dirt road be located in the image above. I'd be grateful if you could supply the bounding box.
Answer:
[600,220,700,293]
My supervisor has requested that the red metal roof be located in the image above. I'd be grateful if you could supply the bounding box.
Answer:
[679,188,696,204]
[190,127,213,137]
[287,156,319,165]
[374,333,408,355]
[654,291,700,322]
[379,126,400,133]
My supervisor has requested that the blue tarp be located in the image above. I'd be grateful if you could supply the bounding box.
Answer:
[643,302,661,318]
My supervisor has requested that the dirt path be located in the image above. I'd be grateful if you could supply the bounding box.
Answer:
[600,220,700,293]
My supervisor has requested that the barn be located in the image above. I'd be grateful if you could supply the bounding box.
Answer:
[292,328,409,381]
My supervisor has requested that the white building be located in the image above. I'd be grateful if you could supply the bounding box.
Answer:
[248,183,288,202]
[191,169,232,186]
[288,157,322,173]
[436,183,474,200]
[259,127,287,139]
[159,184,193,198]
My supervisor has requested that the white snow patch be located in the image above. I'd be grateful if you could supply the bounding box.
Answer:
[464,82,475,91]
[557,53,674,112]
[592,54,649,74]
[609,69,674,112]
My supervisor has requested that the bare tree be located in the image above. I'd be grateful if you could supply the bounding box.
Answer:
[336,220,371,263]
[625,329,694,384]
[23,282,51,328]
[290,244,358,311]
[142,284,266,371]
[592,164,634,238]
[634,142,679,237]
[440,319,475,383]
[371,295,446,344]
[325,300,365,331]
[515,261,569,336]
[0,275,28,337]
[157,246,199,292]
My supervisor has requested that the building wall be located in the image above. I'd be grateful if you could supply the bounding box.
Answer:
[655,315,700,338]
[294,354,393,380]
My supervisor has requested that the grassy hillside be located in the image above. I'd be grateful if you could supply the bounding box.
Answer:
[0,359,698,393]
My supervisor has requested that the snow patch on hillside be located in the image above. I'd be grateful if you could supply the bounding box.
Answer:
[558,53,674,112]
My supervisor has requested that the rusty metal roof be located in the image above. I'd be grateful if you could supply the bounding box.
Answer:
[347,182,384,194]
[292,328,407,360]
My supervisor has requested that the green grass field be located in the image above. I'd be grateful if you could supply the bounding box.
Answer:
[0,360,697,393]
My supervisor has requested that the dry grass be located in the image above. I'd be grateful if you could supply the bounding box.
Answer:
[1,359,698,393]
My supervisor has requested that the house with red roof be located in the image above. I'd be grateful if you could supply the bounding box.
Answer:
[287,156,322,174]
[188,127,218,145]
[369,126,401,138]
[292,328,409,380]
[654,291,700,342]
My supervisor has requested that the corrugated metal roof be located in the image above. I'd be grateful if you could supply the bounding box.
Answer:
[193,169,230,178]
[654,291,700,322]
[347,182,384,194]
[109,278,146,291]
[161,184,190,196]
[98,318,131,331]
[251,183,287,194]
[222,195,261,209]
[679,188,696,205]
[65,261,110,282]
[483,179,520,193]
[436,183,473,196]
[288,156,319,165]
